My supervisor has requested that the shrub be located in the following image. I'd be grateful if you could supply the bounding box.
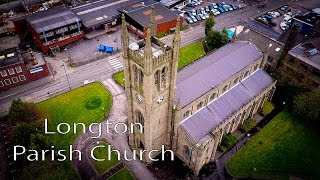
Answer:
[219,133,238,153]
[261,101,275,116]
[240,118,257,133]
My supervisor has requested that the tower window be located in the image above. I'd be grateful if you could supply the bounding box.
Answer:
[210,93,216,101]
[161,67,167,89]
[136,111,144,133]
[183,111,190,118]
[197,102,203,110]
[184,145,191,158]
[154,71,159,85]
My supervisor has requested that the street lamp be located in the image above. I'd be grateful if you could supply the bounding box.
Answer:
[61,60,71,91]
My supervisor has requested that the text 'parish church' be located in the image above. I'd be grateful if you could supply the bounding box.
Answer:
[121,10,276,174]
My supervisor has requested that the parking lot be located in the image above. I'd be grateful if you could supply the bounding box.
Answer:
[254,4,307,33]
[182,0,243,26]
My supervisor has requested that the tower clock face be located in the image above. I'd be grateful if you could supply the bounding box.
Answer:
[136,93,143,102]
[157,95,164,104]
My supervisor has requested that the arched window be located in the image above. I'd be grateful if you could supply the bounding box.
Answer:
[197,102,203,110]
[161,67,167,89]
[223,85,228,92]
[233,77,238,85]
[132,65,138,89]
[139,69,144,93]
[136,111,144,133]
[184,145,191,158]
[210,93,216,101]
[154,71,159,85]
[183,110,190,118]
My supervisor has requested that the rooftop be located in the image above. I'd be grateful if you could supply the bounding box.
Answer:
[26,6,80,33]
[293,11,320,26]
[176,41,262,107]
[0,48,22,67]
[180,70,274,144]
[124,2,179,27]
[72,0,142,28]
[289,37,320,70]
[129,36,171,57]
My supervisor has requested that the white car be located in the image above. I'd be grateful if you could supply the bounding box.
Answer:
[283,15,292,22]
[204,13,209,18]
[199,14,206,20]
[280,21,288,30]
[191,9,196,16]
[285,12,293,16]
[185,17,193,23]
[191,16,197,22]
[212,3,218,9]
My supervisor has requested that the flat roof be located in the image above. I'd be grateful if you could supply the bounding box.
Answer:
[180,70,274,143]
[26,7,80,33]
[293,12,320,26]
[124,2,179,27]
[0,48,22,67]
[289,37,320,70]
[176,41,262,107]
[71,0,141,28]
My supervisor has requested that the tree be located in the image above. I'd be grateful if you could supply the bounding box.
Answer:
[9,99,42,124]
[12,123,36,147]
[204,16,215,36]
[292,89,320,128]
[30,133,52,151]
[205,30,229,51]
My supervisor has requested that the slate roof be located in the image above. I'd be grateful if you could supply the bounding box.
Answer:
[124,2,179,27]
[26,7,80,33]
[176,41,262,108]
[180,70,274,144]
[71,0,142,28]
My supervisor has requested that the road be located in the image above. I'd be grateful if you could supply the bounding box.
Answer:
[0,0,291,113]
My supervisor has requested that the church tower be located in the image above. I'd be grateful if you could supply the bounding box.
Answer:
[121,12,181,163]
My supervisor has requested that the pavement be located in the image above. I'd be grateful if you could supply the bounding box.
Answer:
[72,78,155,180]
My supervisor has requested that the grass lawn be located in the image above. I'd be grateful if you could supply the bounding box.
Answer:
[112,71,125,87]
[112,41,205,87]
[226,111,320,179]
[92,142,120,174]
[37,82,112,149]
[178,41,205,69]
[108,168,135,180]
[261,101,275,116]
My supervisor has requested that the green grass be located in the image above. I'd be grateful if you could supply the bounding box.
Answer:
[219,133,238,153]
[112,41,205,87]
[108,167,135,180]
[226,111,320,179]
[178,41,205,69]
[261,101,275,116]
[37,82,112,150]
[112,71,125,87]
[92,142,120,174]
[239,118,257,133]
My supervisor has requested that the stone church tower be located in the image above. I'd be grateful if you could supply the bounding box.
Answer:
[121,13,181,163]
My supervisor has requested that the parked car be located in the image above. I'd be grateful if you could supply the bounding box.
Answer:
[185,17,193,23]
[280,21,288,30]
[212,3,218,9]
[262,14,273,21]
[205,6,210,12]
[258,3,266,8]
[204,13,209,18]
[191,16,197,22]
[217,7,225,13]
[196,9,201,15]
[199,14,206,20]
[212,9,220,15]
[195,15,201,21]
[226,5,233,11]
[230,4,238,10]
[280,5,288,11]
[222,6,229,12]
[200,7,205,14]
[187,3,196,7]
[283,15,292,22]
[191,9,196,16]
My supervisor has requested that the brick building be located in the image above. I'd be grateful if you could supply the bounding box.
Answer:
[0,47,50,92]
[121,1,182,38]
[13,7,84,54]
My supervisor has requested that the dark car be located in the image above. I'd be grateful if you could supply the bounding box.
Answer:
[230,4,238,10]
[258,3,266,8]
[187,3,196,7]
[217,7,225,13]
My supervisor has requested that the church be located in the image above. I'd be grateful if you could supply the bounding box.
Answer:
[121,12,276,174]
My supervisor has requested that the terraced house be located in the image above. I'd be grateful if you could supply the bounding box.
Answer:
[122,12,276,174]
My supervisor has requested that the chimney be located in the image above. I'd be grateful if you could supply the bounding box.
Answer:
[28,48,38,65]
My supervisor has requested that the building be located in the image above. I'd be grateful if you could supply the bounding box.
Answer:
[71,0,141,32]
[291,9,320,37]
[13,7,84,54]
[0,47,50,92]
[160,0,191,9]
[121,14,276,175]
[283,37,320,89]
[122,1,182,38]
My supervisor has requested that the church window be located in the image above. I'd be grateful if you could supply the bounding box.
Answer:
[183,111,190,118]
[161,67,167,89]
[132,65,138,89]
[139,69,144,93]
[184,145,191,158]
[210,93,216,101]
[233,78,238,85]
[154,71,159,85]
[223,85,228,92]
[197,102,203,110]
[136,111,144,133]
[244,70,249,77]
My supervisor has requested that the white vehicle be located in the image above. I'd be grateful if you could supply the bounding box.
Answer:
[274,11,281,17]
[191,16,197,22]
[204,13,209,19]
[211,9,219,15]
[191,9,196,16]
[280,21,288,30]
[200,7,205,14]
[283,15,292,22]
[212,3,218,9]
[186,17,193,23]
[285,12,293,16]
[199,14,206,20]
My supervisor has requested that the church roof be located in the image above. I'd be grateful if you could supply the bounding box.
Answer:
[180,70,274,144]
[175,41,262,108]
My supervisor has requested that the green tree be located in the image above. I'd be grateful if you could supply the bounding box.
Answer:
[292,89,320,128]
[13,123,36,147]
[9,99,42,124]
[204,16,215,36]
[205,30,229,51]
[30,133,52,151]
